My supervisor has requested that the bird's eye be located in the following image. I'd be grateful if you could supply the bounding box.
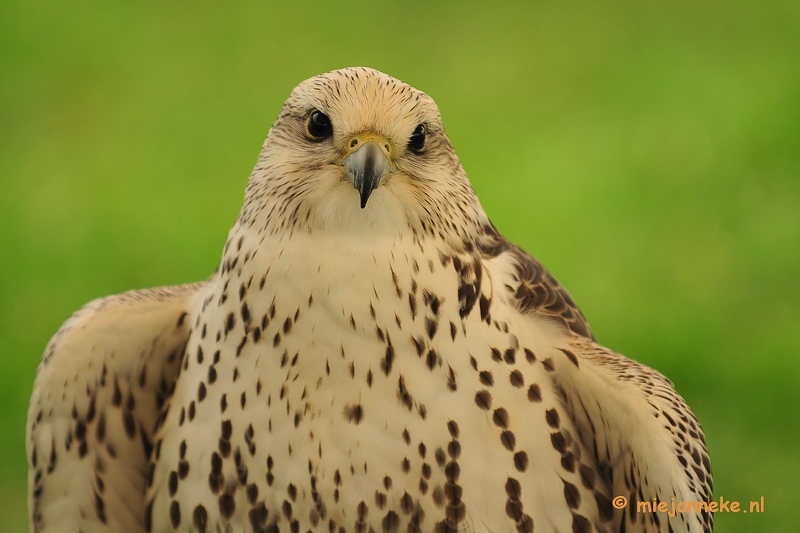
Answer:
[408,124,426,152]
[307,110,332,140]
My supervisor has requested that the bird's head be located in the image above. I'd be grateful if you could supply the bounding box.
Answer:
[242,67,487,239]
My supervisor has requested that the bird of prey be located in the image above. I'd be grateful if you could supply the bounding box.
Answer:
[27,67,713,533]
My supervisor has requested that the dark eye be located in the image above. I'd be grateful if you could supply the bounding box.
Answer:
[408,124,426,152]
[307,110,332,140]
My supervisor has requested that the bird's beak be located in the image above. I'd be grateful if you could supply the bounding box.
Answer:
[340,135,395,209]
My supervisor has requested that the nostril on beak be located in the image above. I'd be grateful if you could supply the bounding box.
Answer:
[350,139,358,149]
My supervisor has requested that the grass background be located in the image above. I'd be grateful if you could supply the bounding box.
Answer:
[2,1,798,531]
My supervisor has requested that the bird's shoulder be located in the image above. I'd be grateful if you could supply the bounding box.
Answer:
[475,223,594,340]
[38,283,205,366]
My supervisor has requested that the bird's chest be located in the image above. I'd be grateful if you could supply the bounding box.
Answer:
[149,234,575,533]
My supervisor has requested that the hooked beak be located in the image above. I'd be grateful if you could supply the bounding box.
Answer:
[341,136,395,208]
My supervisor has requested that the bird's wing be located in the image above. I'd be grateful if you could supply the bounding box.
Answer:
[552,337,713,533]
[487,238,713,532]
[27,283,206,533]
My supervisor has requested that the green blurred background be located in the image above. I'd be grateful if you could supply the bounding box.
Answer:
[2,1,798,531]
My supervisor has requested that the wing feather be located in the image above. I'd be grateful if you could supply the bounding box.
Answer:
[487,239,712,532]
[552,337,714,533]
[27,283,205,533]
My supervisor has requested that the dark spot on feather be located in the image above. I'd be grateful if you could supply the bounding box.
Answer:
[426,349,438,370]
[169,471,178,496]
[501,430,516,451]
[505,477,521,499]
[169,500,181,527]
[527,384,542,402]
[218,493,235,519]
[444,461,460,481]
[375,490,387,509]
[551,432,568,454]
[561,452,576,472]
[448,440,461,459]
[425,317,438,339]
[513,451,529,472]
[559,348,579,367]
[480,295,490,320]
[382,510,400,532]
[435,448,446,467]
[564,480,581,509]
[493,408,509,428]
[447,420,460,438]
[506,497,523,521]
[193,505,208,532]
[475,390,492,410]
[343,404,364,424]
[236,335,248,356]
[411,336,425,356]
[381,345,395,375]
[249,502,267,529]
[546,408,560,428]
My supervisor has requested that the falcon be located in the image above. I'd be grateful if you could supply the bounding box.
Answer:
[27,67,713,533]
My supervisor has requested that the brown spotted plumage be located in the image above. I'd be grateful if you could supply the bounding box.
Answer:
[28,67,712,533]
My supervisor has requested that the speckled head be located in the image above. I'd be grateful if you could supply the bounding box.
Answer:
[242,67,487,238]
